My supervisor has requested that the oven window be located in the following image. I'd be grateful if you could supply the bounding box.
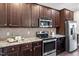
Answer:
[44,41,55,53]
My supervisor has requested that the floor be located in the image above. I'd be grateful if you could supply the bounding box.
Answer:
[58,49,79,56]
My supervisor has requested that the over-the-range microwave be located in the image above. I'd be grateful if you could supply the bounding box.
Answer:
[39,19,52,28]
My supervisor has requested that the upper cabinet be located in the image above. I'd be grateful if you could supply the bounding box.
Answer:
[39,5,44,18]
[0,4,73,28]
[43,7,52,19]
[0,4,7,26]
[58,9,74,34]
[52,9,60,27]
[39,6,52,19]
[8,3,22,27]
[21,4,32,27]
[60,9,73,21]
[31,4,40,27]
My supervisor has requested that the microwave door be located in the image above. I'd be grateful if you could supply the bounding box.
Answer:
[40,21,49,27]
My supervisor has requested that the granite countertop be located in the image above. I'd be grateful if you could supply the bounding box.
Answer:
[0,37,42,48]
[49,34,65,38]
[0,34,65,48]
[42,34,65,39]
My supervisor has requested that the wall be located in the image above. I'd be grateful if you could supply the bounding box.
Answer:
[0,28,56,40]
[74,11,79,45]
[74,11,79,34]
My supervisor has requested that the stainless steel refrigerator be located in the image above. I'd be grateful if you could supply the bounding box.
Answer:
[65,21,77,52]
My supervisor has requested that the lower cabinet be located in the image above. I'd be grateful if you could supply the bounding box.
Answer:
[6,51,19,56]
[0,41,42,56]
[20,43,32,56]
[0,45,19,56]
[32,41,42,56]
[56,37,65,55]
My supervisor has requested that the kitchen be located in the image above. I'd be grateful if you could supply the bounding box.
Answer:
[0,3,78,56]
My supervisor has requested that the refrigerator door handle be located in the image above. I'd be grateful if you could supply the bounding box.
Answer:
[72,25,75,40]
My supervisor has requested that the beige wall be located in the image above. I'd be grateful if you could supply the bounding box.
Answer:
[0,28,56,40]
[74,11,79,34]
[74,11,79,45]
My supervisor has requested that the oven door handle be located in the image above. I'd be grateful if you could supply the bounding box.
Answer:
[43,39,57,43]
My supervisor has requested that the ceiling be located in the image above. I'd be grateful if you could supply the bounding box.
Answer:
[38,3,79,11]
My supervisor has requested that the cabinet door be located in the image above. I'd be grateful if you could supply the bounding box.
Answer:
[21,3,32,27]
[33,45,42,56]
[7,51,19,56]
[39,5,44,18]
[55,11,60,27]
[43,7,52,19]
[8,3,22,27]
[32,41,42,56]
[65,10,73,21]
[52,10,60,27]
[20,43,32,56]
[0,3,7,26]
[52,9,56,27]
[56,37,65,55]
[20,48,32,56]
[31,4,39,27]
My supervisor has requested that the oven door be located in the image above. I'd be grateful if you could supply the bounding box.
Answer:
[43,39,57,56]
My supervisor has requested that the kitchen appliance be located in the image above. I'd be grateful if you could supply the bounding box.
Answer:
[65,21,77,52]
[43,39,56,56]
[36,31,56,56]
[39,18,52,28]
[36,31,48,38]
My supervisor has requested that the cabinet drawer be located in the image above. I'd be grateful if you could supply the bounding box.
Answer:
[21,43,32,49]
[3,45,19,53]
[32,41,42,46]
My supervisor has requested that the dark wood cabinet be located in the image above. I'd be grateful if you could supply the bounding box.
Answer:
[0,45,19,56]
[39,5,44,18]
[64,9,73,21]
[52,9,60,27]
[31,4,40,27]
[32,41,42,56]
[7,3,22,27]
[6,51,19,56]
[0,41,43,56]
[0,4,7,26]
[20,43,32,56]
[58,8,74,34]
[56,37,65,55]
[21,3,32,27]
[39,6,52,19]
[55,10,60,27]
[0,3,73,28]
[43,7,52,19]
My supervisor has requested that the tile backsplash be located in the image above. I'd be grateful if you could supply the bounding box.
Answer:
[0,28,56,40]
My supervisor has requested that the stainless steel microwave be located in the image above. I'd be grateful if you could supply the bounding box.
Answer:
[39,19,52,28]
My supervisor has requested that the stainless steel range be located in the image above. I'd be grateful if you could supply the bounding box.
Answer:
[36,31,56,56]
